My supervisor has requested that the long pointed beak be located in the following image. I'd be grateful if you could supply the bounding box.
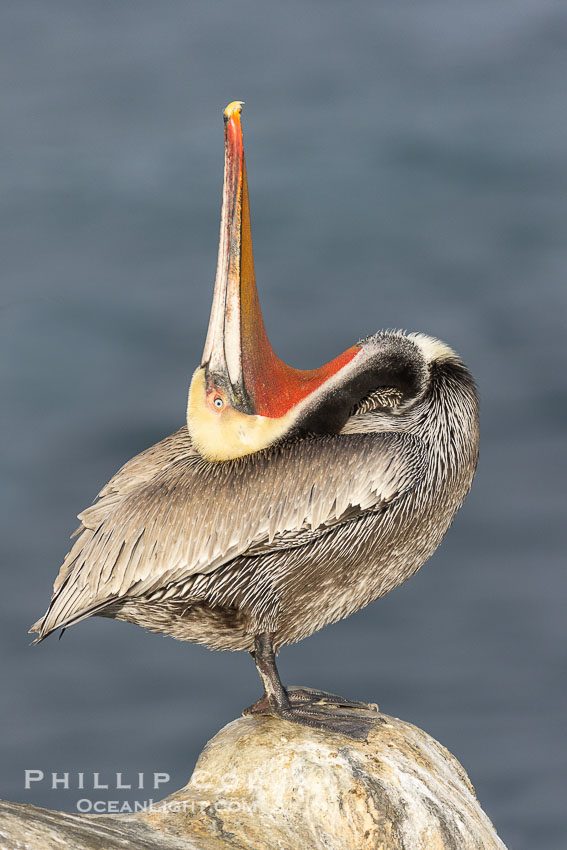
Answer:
[201,101,266,413]
[201,101,361,420]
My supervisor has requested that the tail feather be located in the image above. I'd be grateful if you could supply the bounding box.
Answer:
[29,599,117,645]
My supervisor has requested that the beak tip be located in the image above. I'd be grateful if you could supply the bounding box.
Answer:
[224,100,245,122]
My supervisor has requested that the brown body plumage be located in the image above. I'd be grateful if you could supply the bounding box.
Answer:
[32,341,477,652]
[31,103,479,735]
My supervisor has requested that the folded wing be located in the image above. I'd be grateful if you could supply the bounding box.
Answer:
[31,426,425,640]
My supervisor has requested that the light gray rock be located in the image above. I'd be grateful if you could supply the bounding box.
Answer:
[0,703,507,849]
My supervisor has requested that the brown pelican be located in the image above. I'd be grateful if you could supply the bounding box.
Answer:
[31,102,479,737]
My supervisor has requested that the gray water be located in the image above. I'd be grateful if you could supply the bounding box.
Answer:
[1,2,566,847]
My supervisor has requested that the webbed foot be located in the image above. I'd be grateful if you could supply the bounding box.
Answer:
[243,685,378,740]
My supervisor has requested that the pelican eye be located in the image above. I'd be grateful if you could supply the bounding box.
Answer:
[213,396,224,409]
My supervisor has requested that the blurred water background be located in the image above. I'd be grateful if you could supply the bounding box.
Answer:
[1,2,566,847]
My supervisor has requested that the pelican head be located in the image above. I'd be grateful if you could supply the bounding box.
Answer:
[187,103,452,461]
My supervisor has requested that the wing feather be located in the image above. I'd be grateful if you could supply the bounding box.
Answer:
[32,426,425,638]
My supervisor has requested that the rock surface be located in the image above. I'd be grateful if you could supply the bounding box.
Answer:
[0,702,507,849]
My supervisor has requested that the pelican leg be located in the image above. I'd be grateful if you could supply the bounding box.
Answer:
[245,632,291,714]
[242,633,378,740]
